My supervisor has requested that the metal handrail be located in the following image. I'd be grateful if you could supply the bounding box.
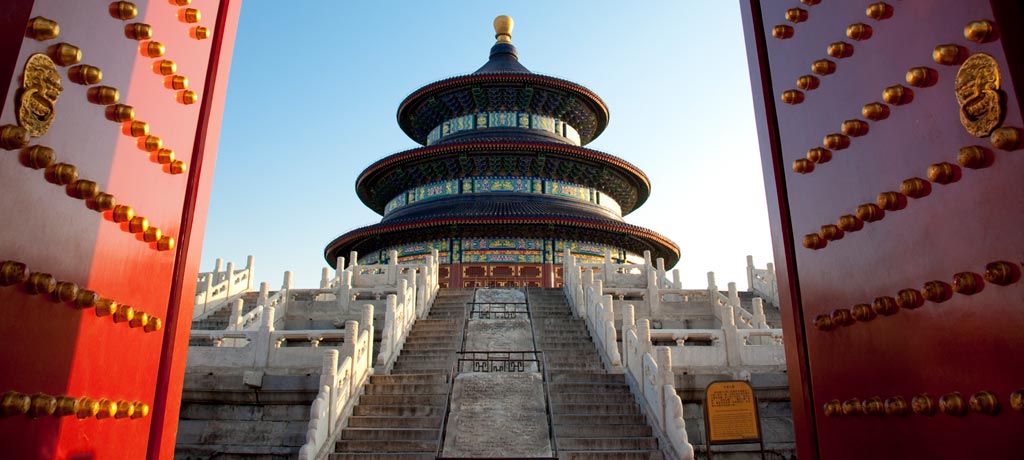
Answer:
[526,288,559,458]
[455,350,543,373]
[435,351,459,459]
[436,288,473,458]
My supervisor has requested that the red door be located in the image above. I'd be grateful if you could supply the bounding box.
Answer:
[741,1,1023,459]
[0,1,241,458]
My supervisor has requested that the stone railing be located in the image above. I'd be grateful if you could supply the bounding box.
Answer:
[579,250,667,291]
[572,249,768,329]
[375,291,416,373]
[708,273,755,329]
[186,304,372,370]
[329,249,439,319]
[566,251,697,460]
[564,250,787,460]
[297,315,375,460]
[629,303,784,374]
[747,255,779,308]
[563,251,621,370]
[194,256,256,320]
[624,333,695,460]
[227,274,293,331]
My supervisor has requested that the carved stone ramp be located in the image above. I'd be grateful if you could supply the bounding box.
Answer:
[441,372,552,457]
[529,288,665,460]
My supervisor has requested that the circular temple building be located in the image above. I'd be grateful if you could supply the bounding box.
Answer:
[324,16,679,288]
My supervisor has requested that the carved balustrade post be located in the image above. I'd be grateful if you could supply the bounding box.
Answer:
[225,262,235,296]
[253,306,276,368]
[622,304,635,369]
[321,349,339,435]
[258,282,269,308]
[361,305,374,371]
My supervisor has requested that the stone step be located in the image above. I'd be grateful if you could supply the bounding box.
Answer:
[534,323,581,329]
[550,373,624,384]
[553,414,648,426]
[394,350,454,359]
[358,394,448,406]
[545,353,602,363]
[411,320,460,327]
[410,321,460,328]
[535,331,590,339]
[387,367,451,375]
[402,338,460,345]
[396,352,456,361]
[538,339,595,346]
[364,383,448,395]
[535,325,588,331]
[176,443,295,460]
[535,318,586,325]
[539,344,595,351]
[353,404,444,417]
[334,439,438,453]
[179,402,309,421]
[177,419,306,447]
[550,392,634,404]
[392,360,452,369]
[547,362,604,371]
[405,331,458,339]
[558,450,664,460]
[347,415,442,429]
[425,313,465,320]
[547,363,604,372]
[407,327,459,335]
[554,424,652,438]
[535,322,586,328]
[558,437,659,451]
[395,352,453,361]
[400,342,458,350]
[407,326,456,336]
[427,309,467,314]
[552,403,641,416]
[535,326,588,333]
[407,332,458,338]
[341,428,439,441]
[550,382,630,393]
[330,453,436,460]
[369,374,447,385]
[545,358,603,367]
[391,361,454,371]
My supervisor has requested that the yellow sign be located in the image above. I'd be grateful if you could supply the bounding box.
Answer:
[705,380,760,443]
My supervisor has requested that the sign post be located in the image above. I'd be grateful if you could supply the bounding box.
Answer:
[703,380,765,460]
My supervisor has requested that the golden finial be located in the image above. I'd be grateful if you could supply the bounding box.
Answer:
[494,15,513,44]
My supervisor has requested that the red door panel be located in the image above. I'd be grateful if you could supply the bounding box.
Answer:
[0,1,241,458]
[742,1,1023,459]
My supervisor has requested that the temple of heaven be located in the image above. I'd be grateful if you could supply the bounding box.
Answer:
[324,15,679,288]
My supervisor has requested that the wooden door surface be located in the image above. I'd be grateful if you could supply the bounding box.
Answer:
[0,1,241,458]
[741,1,1024,458]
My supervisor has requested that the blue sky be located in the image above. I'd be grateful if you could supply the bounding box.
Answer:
[201,1,774,292]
